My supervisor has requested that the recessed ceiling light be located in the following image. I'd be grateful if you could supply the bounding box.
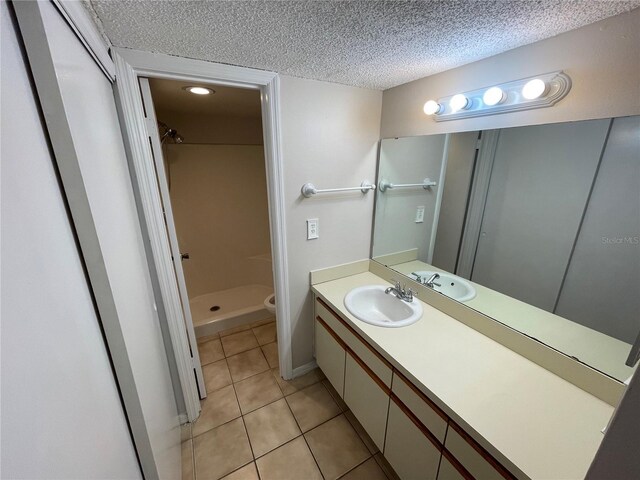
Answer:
[449,94,469,113]
[521,79,546,100]
[183,86,215,95]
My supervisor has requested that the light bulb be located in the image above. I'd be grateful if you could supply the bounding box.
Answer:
[483,87,505,106]
[185,86,214,95]
[423,100,442,115]
[449,94,469,112]
[522,79,546,100]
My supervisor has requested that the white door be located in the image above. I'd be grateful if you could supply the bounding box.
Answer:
[14,1,181,477]
[138,77,207,398]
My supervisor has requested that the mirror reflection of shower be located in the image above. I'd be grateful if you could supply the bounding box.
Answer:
[158,121,184,144]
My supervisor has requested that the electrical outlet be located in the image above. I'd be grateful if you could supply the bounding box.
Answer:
[415,206,425,223]
[307,218,319,239]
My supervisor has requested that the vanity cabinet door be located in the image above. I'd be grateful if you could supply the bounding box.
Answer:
[315,318,346,397]
[384,399,442,480]
[444,426,513,480]
[343,351,390,451]
[437,455,469,480]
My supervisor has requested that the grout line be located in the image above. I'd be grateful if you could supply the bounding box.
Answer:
[336,454,374,479]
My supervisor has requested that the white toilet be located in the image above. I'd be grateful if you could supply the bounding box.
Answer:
[264,293,276,315]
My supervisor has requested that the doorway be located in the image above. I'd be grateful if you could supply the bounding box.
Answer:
[141,76,279,399]
[113,48,291,424]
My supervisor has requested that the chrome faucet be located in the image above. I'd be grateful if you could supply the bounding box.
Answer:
[424,273,441,288]
[385,281,415,303]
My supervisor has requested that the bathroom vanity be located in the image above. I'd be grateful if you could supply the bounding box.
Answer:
[311,269,615,480]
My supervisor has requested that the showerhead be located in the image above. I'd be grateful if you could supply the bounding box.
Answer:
[158,121,184,144]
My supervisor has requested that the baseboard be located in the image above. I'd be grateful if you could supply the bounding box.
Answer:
[292,360,318,378]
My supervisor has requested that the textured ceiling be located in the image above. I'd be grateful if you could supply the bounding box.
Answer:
[89,0,640,90]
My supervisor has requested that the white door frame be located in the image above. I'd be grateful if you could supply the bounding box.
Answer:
[112,48,293,422]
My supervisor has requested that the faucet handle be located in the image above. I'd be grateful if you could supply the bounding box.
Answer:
[391,279,401,289]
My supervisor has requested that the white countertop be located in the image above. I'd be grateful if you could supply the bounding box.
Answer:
[312,271,614,480]
[390,260,634,382]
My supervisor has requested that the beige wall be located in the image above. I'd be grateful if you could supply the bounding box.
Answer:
[381,8,640,138]
[167,144,272,298]
[158,111,263,145]
[280,75,382,369]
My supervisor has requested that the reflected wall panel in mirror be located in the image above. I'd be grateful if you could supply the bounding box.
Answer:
[371,116,640,382]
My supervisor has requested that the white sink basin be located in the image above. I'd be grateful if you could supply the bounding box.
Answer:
[344,285,423,328]
[410,271,476,302]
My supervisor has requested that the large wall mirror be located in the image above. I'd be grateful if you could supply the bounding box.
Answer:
[371,115,639,382]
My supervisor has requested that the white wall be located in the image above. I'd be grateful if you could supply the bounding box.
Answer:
[280,75,382,368]
[380,8,640,138]
[0,3,140,477]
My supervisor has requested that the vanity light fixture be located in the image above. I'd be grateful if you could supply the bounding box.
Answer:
[449,94,469,112]
[424,71,571,122]
[482,86,505,106]
[521,78,547,100]
[183,86,215,95]
[423,100,443,115]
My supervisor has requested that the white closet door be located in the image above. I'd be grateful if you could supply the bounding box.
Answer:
[14,1,181,478]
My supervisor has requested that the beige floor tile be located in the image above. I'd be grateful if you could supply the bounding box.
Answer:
[198,333,219,344]
[344,410,379,454]
[199,338,225,365]
[340,457,388,480]
[235,370,283,414]
[193,385,241,437]
[261,342,279,369]
[304,414,370,480]
[221,462,259,480]
[227,348,269,382]
[323,378,349,411]
[273,367,325,396]
[194,418,253,480]
[373,453,400,480]
[221,330,259,357]
[220,324,252,337]
[181,439,193,480]
[285,382,341,432]
[256,436,323,480]
[244,399,301,457]
[253,322,277,345]
[203,359,232,393]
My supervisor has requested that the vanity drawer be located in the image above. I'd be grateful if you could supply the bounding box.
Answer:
[316,298,393,386]
[444,424,515,480]
[437,453,471,480]
[384,396,442,480]
[314,317,346,397]
[344,350,390,451]
[392,371,448,443]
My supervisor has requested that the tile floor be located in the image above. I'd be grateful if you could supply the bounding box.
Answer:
[182,317,399,480]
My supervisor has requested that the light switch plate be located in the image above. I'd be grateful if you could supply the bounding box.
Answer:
[307,218,319,239]
[415,206,425,223]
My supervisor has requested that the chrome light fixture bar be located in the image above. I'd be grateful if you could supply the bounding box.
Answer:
[424,71,571,122]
